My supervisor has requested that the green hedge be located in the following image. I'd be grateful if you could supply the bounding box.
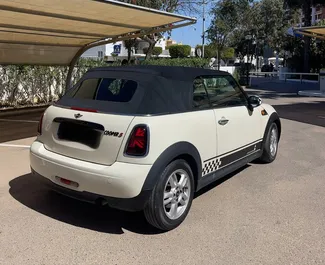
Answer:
[141,58,209,68]
[0,58,210,108]
[168,45,191,58]
[143,47,163,56]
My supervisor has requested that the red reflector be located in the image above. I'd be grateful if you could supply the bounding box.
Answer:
[56,177,79,187]
[70,107,97,113]
[61,178,71,185]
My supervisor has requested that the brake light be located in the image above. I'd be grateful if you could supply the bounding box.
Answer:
[70,107,97,113]
[37,112,44,135]
[125,125,149,156]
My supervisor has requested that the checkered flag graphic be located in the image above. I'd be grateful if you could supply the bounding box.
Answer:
[202,158,222,176]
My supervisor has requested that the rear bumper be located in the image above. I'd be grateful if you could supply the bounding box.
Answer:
[32,168,151,211]
[30,140,152,211]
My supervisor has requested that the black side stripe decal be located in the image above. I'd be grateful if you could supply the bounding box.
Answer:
[220,141,262,168]
[204,139,263,163]
[202,141,262,176]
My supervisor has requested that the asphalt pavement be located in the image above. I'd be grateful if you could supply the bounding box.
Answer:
[0,94,325,264]
[0,109,45,143]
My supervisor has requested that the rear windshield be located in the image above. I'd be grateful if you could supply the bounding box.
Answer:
[66,78,138,102]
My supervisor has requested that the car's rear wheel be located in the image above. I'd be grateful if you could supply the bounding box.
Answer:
[259,122,279,163]
[144,159,194,231]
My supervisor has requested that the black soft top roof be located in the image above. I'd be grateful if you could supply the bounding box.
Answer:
[88,65,231,81]
[58,65,233,115]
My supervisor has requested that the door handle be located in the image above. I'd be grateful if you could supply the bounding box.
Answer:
[218,118,229,125]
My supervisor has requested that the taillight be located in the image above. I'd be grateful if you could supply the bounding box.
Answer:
[125,125,149,157]
[37,112,44,135]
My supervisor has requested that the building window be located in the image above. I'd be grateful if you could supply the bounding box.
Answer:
[98,51,103,58]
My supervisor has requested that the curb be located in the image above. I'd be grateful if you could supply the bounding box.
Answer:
[0,105,50,118]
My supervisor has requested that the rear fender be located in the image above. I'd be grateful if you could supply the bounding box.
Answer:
[141,142,202,191]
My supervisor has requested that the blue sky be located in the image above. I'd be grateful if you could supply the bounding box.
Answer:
[169,2,215,47]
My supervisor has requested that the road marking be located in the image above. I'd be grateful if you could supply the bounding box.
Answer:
[0,144,30,148]
[0,119,38,123]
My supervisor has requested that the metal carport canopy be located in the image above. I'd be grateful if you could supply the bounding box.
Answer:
[0,0,196,66]
[294,26,325,40]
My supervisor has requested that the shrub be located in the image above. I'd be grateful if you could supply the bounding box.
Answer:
[0,57,210,108]
[168,45,191,58]
[152,47,163,56]
[143,47,163,56]
[195,44,217,58]
[141,58,209,68]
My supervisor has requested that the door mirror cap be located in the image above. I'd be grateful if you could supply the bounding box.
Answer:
[248,95,262,108]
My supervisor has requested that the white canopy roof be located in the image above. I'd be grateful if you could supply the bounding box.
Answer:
[0,0,196,65]
[294,26,325,40]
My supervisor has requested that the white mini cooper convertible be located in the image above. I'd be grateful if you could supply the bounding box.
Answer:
[30,65,281,231]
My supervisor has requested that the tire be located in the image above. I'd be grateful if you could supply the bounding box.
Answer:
[144,159,195,231]
[259,122,279,163]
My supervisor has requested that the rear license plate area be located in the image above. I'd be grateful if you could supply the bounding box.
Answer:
[56,120,103,149]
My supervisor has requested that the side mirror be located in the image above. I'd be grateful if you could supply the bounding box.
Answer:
[248,95,262,109]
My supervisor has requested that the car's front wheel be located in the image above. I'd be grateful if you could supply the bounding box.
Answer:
[144,159,194,231]
[259,122,279,163]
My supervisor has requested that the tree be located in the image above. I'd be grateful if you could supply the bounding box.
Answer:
[123,39,138,63]
[221,47,235,60]
[283,19,325,73]
[227,0,291,68]
[120,0,200,59]
[284,0,325,72]
[207,0,240,69]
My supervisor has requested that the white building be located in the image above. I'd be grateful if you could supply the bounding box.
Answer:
[81,36,174,62]
[81,36,195,61]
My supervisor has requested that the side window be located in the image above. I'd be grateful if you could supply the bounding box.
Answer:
[202,75,247,108]
[192,78,210,110]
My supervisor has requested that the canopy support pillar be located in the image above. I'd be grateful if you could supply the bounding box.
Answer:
[65,46,88,91]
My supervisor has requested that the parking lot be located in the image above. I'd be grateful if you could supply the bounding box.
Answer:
[1,91,325,265]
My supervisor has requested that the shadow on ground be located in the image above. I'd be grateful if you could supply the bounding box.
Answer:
[247,91,298,100]
[9,173,157,235]
[273,101,325,128]
[194,165,250,198]
[246,86,325,127]
[9,166,249,235]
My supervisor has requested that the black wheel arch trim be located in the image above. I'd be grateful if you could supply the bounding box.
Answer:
[263,112,281,145]
[141,141,202,191]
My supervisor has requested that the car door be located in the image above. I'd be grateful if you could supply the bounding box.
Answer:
[201,75,263,160]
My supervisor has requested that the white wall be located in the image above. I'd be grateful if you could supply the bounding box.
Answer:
[219,66,236,75]
[81,45,106,58]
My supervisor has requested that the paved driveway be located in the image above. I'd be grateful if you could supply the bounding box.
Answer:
[0,95,325,265]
